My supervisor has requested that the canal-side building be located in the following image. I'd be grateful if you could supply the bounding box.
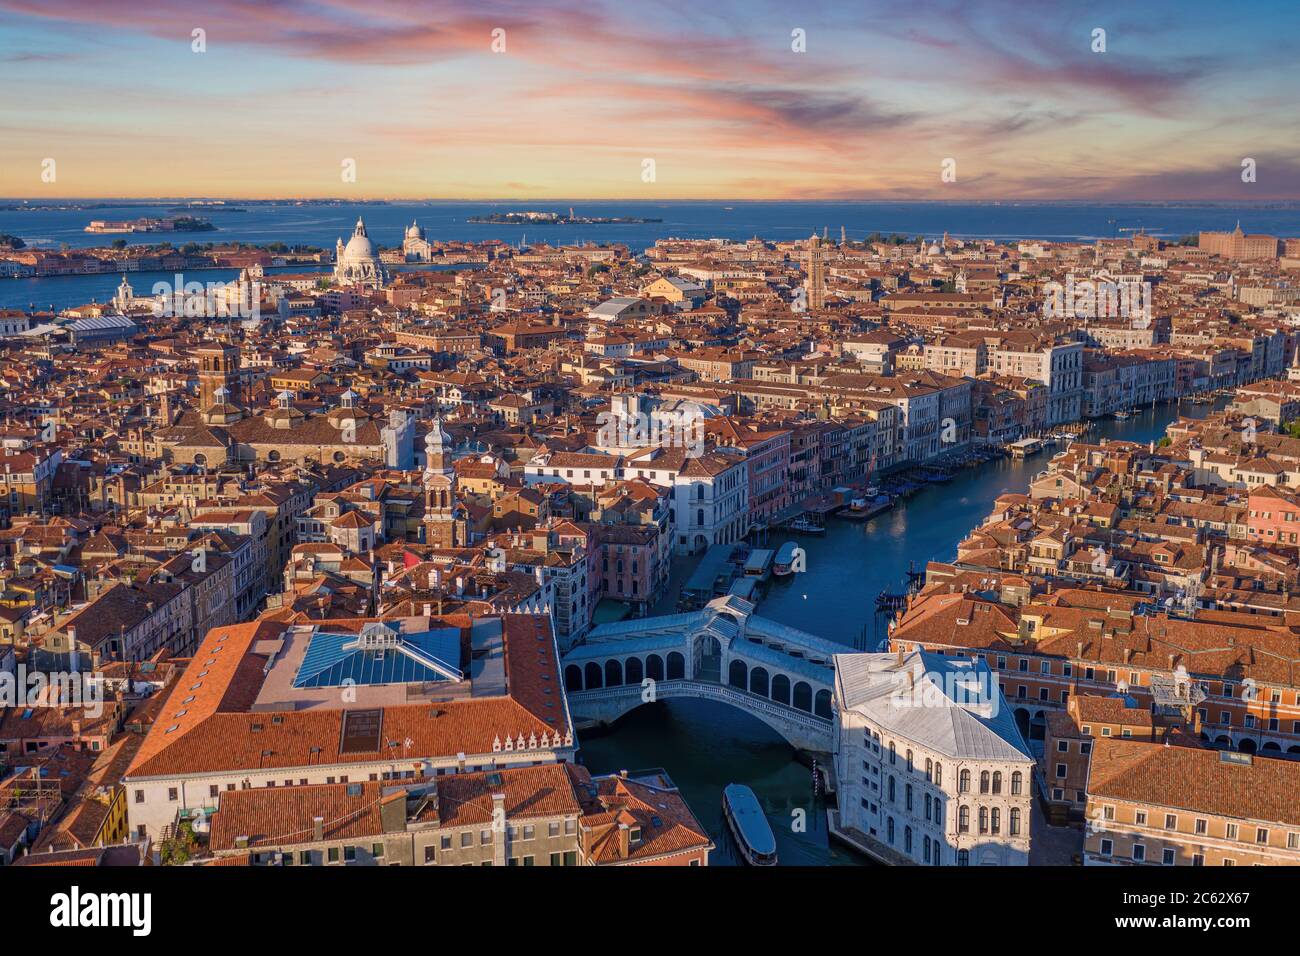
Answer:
[1083,737,1300,866]
[122,614,576,842]
[831,649,1034,866]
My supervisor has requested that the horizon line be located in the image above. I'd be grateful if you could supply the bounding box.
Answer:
[7,196,1300,205]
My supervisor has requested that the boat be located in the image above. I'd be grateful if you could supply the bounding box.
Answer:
[839,493,893,521]
[772,541,799,577]
[787,515,825,534]
[722,784,777,866]
[1113,410,1131,420]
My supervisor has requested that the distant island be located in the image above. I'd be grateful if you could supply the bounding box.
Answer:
[84,215,216,234]
[468,209,662,225]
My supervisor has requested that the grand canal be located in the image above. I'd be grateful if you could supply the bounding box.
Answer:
[577,401,1216,865]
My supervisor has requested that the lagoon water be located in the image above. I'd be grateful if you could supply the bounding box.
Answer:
[4,199,1300,310]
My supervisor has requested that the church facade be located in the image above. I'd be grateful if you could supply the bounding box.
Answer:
[334,217,387,288]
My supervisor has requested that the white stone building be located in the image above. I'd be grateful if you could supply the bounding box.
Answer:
[334,217,387,288]
[831,649,1034,866]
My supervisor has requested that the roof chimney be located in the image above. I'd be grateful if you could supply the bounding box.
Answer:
[312,816,324,842]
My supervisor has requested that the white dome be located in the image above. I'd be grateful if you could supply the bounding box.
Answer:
[334,217,386,287]
[344,233,376,260]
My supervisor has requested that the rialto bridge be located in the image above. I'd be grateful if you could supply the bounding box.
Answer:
[561,596,839,752]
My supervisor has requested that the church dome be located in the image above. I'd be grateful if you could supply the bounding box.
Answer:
[333,217,386,288]
[405,220,425,240]
[342,218,378,261]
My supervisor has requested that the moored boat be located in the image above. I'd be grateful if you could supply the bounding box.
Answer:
[839,493,893,521]
[772,541,799,576]
[787,515,825,534]
[722,784,777,866]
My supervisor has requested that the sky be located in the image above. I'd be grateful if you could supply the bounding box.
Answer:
[2,0,1299,200]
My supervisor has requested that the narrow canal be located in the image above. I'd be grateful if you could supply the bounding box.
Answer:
[576,402,1213,865]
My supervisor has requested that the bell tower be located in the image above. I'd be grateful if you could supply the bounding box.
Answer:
[197,343,241,410]
[423,417,462,546]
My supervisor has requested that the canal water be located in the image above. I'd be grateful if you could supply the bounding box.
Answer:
[577,401,1215,865]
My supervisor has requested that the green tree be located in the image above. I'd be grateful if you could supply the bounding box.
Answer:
[160,820,199,865]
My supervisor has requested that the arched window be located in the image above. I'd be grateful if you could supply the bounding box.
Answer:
[905,784,913,812]
[925,758,933,782]
[1010,771,1022,795]
[958,806,970,833]
[958,849,970,867]
[979,807,989,834]
[991,807,1001,835]
[564,664,582,691]
[934,762,942,787]
[887,817,895,844]
[887,776,896,802]
[905,749,913,772]
[958,769,970,793]
[992,771,1002,795]
[696,509,704,527]
[646,654,665,681]
[1010,808,1022,836]
[979,771,990,794]
[904,826,913,854]
[924,793,932,822]
[771,674,790,705]
[889,742,896,765]
[666,652,685,680]
[924,836,931,864]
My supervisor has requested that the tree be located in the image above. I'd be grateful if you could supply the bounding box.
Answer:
[159,820,199,865]
[0,233,26,249]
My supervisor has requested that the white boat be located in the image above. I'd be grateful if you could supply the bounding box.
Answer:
[772,541,799,577]
[787,515,825,535]
[722,784,777,866]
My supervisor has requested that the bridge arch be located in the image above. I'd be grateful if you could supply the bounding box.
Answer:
[605,659,623,687]
[565,664,582,691]
[568,680,832,752]
[647,654,664,681]
[815,689,832,719]
[793,681,812,712]
[584,662,603,690]
[772,673,791,705]
[667,651,685,680]
[625,657,643,685]
[729,659,748,689]
[750,666,769,697]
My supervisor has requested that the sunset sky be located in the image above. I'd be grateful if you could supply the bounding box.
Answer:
[3,0,1299,200]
